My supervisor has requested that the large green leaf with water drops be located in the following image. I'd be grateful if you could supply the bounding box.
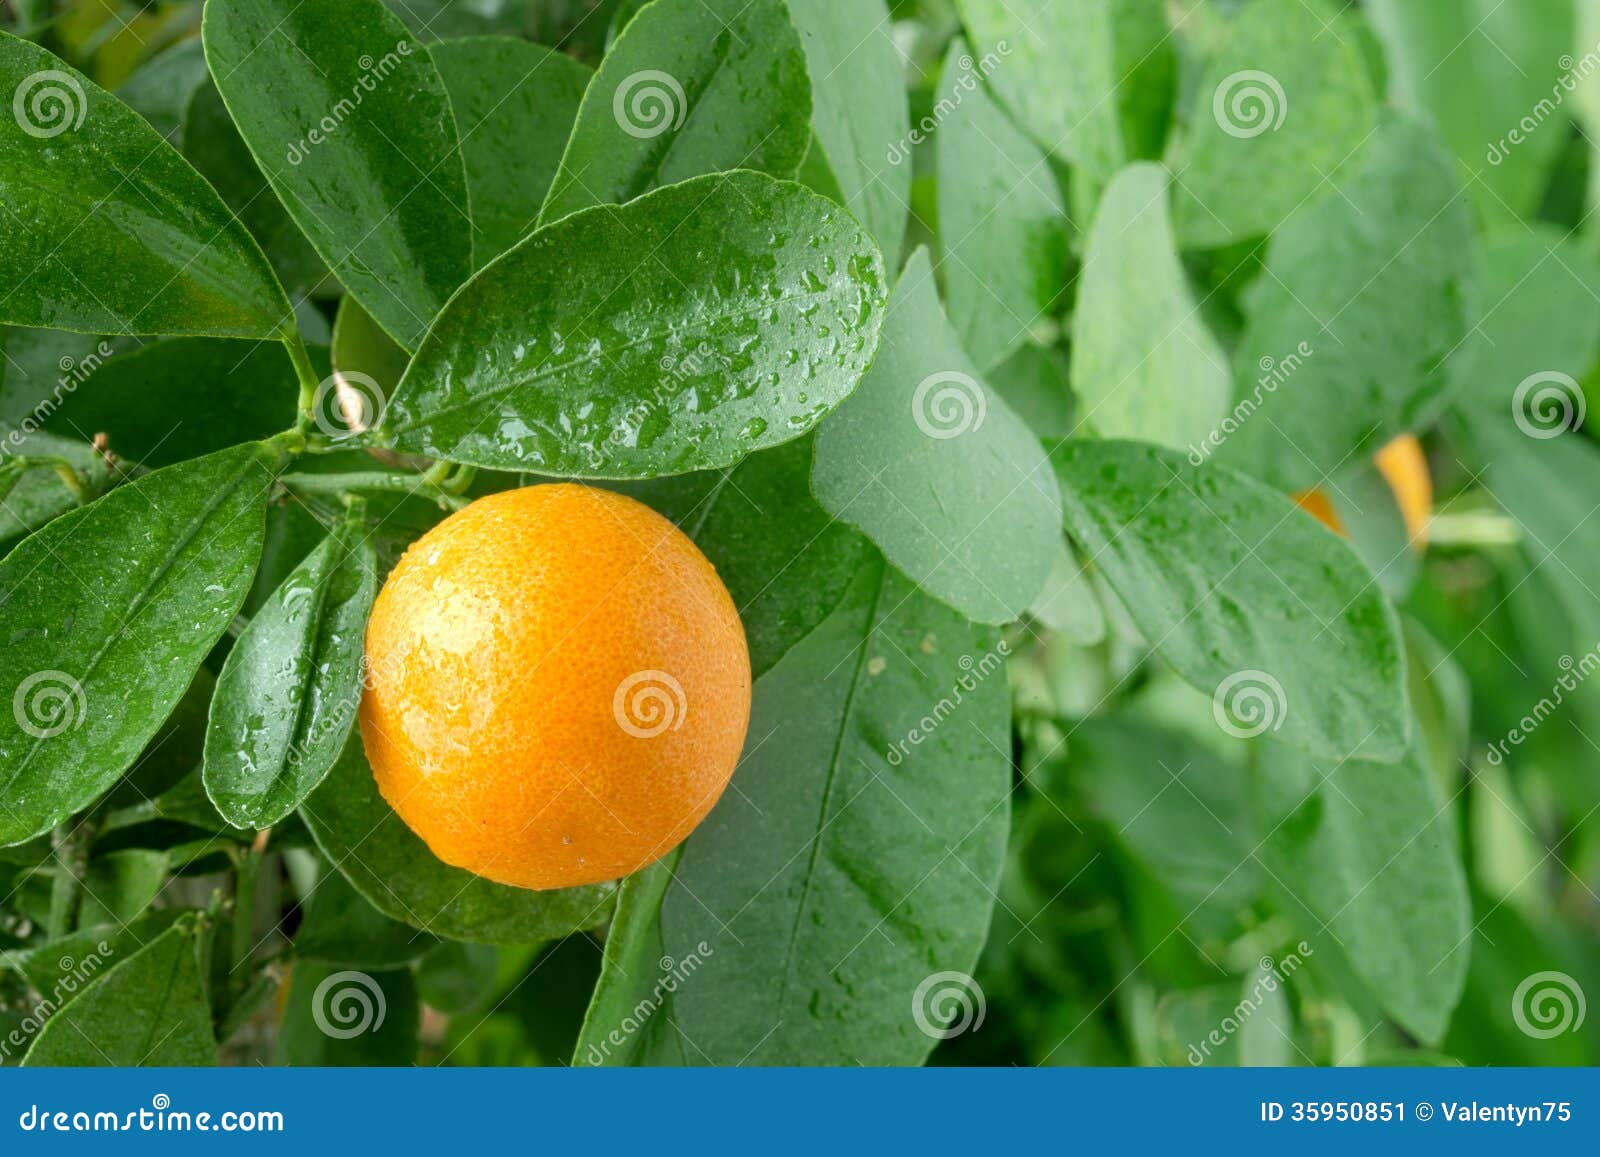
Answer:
[0,442,280,847]
[538,0,811,225]
[1071,163,1230,451]
[203,0,473,351]
[433,37,591,269]
[1172,0,1377,248]
[0,31,290,339]
[785,0,909,260]
[1051,439,1409,763]
[1218,117,1477,492]
[811,249,1060,624]
[936,39,1068,372]
[23,915,215,1065]
[585,559,1011,1065]
[300,735,616,945]
[373,171,887,477]
[203,523,377,830]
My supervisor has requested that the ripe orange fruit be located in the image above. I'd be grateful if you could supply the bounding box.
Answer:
[1293,433,1431,549]
[358,484,751,891]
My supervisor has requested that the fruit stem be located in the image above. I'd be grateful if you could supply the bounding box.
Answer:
[280,469,467,510]
[283,329,322,429]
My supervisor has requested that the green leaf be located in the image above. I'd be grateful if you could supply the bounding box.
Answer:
[1051,439,1408,762]
[617,559,1011,1064]
[1,908,184,995]
[204,524,377,829]
[1071,163,1230,450]
[77,849,168,927]
[330,295,409,417]
[1368,0,1574,226]
[1218,117,1476,491]
[276,960,418,1065]
[1173,0,1377,247]
[433,36,591,268]
[299,735,615,945]
[619,436,872,677]
[1258,740,1470,1044]
[115,38,208,144]
[785,0,910,259]
[0,442,279,846]
[42,338,297,467]
[292,862,439,968]
[935,39,1068,371]
[987,342,1076,442]
[0,31,290,339]
[538,0,811,224]
[0,433,113,551]
[953,0,1172,180]
[811,249,1060,624]
[23,917,215,1065]
[375,171,887,477]
[203,0,473,350]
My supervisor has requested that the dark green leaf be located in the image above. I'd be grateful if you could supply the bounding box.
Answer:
[0,442,280,846]
[292,861,439,968]
[376,171,887,477]
[433,37,591,268]
[299,735,615,945]
[277,960,418,1065]
[204,524,377,829]
[539,0,811,224]
[935,39,1068,371]
[786,0,910,259]
[203,0,473,350]
[0,433,113,551]
[0,31,291,339]
[574,851,683,1065]
[811,249,1060,623]
[77,849,167,927]
[1052,439,1408,762]
[23,916,214,1065]
[1,908,184,995]
[114,38,208,144]
[1218,117,1476,491]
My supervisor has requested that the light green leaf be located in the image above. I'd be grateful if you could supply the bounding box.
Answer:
[1052,439,1409,762]
[1173,0,1377,247]
[23,917,215,1065]
[0,31,290,339]
[785,0,910,259]
[811,248,1060,624]
[1218,117,1476,491]
[375,171,887,477]
[538,0,811,224]
[936,39,1068,371]
[300,735,615,945]
[0,442,280,846]
[203,0,473,350]
[1071,163,1230,450]
[204,524,377,829]
[433,36,591,268]
[987,342,1075,442]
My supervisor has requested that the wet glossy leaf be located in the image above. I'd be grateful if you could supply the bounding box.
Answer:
[1072,163,1230,451]
[1052,439,1408,762]
[936,39,1068,371]
[204,524,378,829]
[0,31,290,339]
[1219,117,1477,491]
[433,37,591,268]
[0,442,279,846]
[203,0,473,350]
[811,249,1060,624]
[23,917,215,1065]
[786,0,910,258]
[375,171,887,478]
[300,735,615,945]
[539,0,811,224]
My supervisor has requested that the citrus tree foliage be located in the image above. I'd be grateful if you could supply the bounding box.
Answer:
[0,0,1595,1069]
